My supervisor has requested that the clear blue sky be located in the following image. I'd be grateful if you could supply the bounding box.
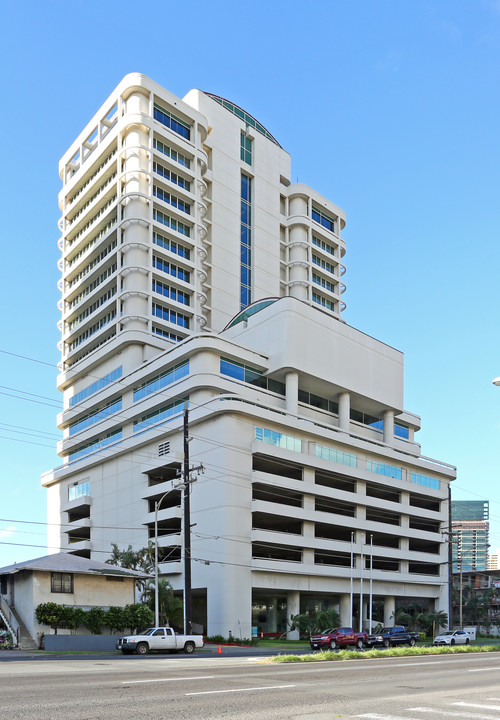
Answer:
[1,0,499,567]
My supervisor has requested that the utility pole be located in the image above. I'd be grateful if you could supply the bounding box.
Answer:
[448,485,454,629]
[183,405,192,635]
[182,404,203,635]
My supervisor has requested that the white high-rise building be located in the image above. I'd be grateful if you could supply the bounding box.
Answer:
[43,73,456,636]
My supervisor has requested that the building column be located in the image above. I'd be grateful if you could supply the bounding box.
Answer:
[287,591,300,640]
[339,593,351,627]
[267,598,278,633]
[384,596,396,626]
[383,409,395,445]
[362,600,369,630]
[285,371,299,415]
[338,392,350,432]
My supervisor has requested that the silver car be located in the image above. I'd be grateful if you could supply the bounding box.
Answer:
[433,630,470,646]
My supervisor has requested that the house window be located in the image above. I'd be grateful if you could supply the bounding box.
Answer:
[51,572,74,593]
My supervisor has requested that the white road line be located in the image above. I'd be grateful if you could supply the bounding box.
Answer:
[122,675,214,684]
[468,667,500,672]
[353,714,412,719]
[409,707,499,719]
[454,701,500,710]
[186,684,296,696]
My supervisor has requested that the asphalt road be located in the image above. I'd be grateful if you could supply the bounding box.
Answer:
[1,650,500,720]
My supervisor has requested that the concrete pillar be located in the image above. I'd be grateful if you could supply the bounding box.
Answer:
[285,371,299,415]
[267,599,278,632]
[384,596,396,626]
[383,409,395,445]
[338,392,350,432]
[362,600,369,630]
[303,548,314,566]
[287,591,300,640]
[121,111,150,334]
[339,593,351,627]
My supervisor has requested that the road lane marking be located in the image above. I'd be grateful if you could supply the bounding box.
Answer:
[354,715,414,719]
[468,667,500,672]
[453,702,500,710]
[186,684,296,696]
[122,675,214,684]
[409,707,498,719]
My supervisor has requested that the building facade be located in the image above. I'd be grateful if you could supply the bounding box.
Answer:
[452,500,489,572]
[43,73,456,636]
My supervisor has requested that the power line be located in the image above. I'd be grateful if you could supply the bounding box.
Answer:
[0,435,54,449]
[0,349,56,368]
[0,422,60,438]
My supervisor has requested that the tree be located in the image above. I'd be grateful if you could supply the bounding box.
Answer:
[106,543,154,596]
[142,579,184,629]
[105,606,129,634]
[123,603,154,634]
[35,602,68,634]
[291,608,341,637]
[64,607,86,634]
[84,607,106,635]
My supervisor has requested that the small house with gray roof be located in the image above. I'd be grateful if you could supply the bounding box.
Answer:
[0,553,150,648]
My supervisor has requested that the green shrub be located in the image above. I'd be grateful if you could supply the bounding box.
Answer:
[84,607,106,635]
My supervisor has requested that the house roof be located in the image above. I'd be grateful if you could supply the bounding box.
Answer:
[0,552,151,579]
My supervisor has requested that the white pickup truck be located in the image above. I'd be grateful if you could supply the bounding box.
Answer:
[116,627,204,655]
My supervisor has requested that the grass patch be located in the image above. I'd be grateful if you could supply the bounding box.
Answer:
[270,644,500,663]
[256,640,311,649]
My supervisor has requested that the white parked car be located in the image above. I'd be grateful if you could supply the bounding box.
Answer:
[433,630,470,646]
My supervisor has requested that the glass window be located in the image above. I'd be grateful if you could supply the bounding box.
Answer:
[256,427,302,453]
[153,104,191,141]
[315,445,357,468]
[312,207,336,233]
[134,361,189,401]
[367,460,402,480]
[394,423,409,439]
[240,131,252,165]
[411,472,440,490]
[220,358,245,381]
[70,368,122,407]
[51,573,74,593]
[68,481,90,501]
[69,398,122,436]
[134,398,186,433]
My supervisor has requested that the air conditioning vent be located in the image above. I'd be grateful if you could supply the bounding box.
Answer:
[158,442,170,457]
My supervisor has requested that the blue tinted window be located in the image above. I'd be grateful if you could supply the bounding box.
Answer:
[70,367,122,406]
[394,423,409,439]
[69,430,122,462]
[154,105,191,141]
[134,398,186,433]
[220,358,245,380]
[69,398,122,436]
[241,175,251,201]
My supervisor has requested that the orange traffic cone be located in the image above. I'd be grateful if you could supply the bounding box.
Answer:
[218,645,222,654]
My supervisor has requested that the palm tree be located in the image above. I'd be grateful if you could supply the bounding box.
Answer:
[106,542,155,595]
[142,579,184,629]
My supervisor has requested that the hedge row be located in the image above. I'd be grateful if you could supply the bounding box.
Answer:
[35,602,154,635]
